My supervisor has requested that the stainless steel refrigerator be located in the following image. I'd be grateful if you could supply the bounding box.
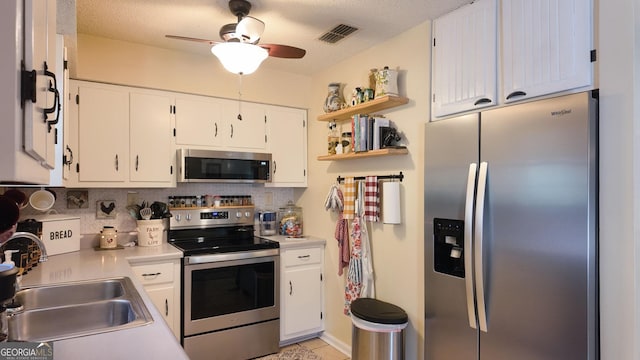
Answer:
[424,91,598,360]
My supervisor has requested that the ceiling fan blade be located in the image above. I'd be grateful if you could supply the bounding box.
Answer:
[260,44,306,59]
[165,35,220,45]
[236,16,265,42]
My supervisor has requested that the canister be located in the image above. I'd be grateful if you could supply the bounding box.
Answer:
[278,201,303,237]
[99,226,118,249]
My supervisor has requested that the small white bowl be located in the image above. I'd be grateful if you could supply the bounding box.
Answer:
[29,190,55,212]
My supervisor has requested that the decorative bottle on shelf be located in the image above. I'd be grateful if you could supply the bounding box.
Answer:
[327,122,339,155]
[323,82,344,113]
[367,68,378,100]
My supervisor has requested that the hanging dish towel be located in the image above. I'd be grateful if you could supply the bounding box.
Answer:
[342,177,356,220]
[324,183,343,212]
[334,187,350,275]
[364,176,379,222]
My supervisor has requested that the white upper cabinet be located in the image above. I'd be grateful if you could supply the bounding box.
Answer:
[432,0,497,117]
[0,0,59,184]
[266,106,307,187]
[175,96,266,152]
[23,0,58,169]
[175,95,225,148]
[76,83,129,183]
[501,0,593,103]
[66,81,306,188]
[222,100,267,151]
[67,81,176,188]
[129,91,175,184]
[432,0,593,117]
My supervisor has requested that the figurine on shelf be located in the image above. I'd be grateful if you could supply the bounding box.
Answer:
[350,87,365,107]
[324,82,345,113]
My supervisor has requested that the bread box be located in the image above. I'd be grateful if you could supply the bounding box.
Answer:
[17,214,80,255]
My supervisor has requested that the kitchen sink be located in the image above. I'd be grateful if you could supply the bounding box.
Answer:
[15,278,127,310]
[7,277,153,342]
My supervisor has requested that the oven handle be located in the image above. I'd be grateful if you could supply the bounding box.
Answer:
[186,248,279,264]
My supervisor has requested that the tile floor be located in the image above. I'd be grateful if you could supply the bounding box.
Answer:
[257,338,350,360]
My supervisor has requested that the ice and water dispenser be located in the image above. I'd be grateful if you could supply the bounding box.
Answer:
[433,218,465,278]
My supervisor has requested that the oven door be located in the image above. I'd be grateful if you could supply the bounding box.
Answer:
[183,250,279,337]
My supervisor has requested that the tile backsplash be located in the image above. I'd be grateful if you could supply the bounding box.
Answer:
[13,184,294,238]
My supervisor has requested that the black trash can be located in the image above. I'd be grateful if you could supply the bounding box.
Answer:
[350,298,408,360]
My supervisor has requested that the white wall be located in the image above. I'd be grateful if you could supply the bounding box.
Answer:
[299,22,431,359]
[598,0,640,359]
[75,34,311,108]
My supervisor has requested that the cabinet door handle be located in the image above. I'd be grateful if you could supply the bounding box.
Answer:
[115,154,119,171]
[230,124,234,138]
[135,155,139,171]
[214,122,218,137]
[506,91,527,100]
[289,280,293,295]
[297,255,311,259]
[273,161,277,174]
[43,62,61,132]
[141,272,161,278]
[165,299,169,316]
[63,145,74,169]
[474,97,492,106]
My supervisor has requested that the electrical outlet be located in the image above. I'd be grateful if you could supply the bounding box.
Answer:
[127,192,139,206]
[264,192,273,207]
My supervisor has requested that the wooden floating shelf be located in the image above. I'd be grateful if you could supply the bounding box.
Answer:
[317,148,408,161]
[317,95,409,122]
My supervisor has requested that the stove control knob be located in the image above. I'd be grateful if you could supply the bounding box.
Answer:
[235,211,242,219]
[244,211,251,218]
[186,214,192,221]
[175,214,181,221]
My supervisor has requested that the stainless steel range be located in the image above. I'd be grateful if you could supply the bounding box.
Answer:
[169,206,280,360]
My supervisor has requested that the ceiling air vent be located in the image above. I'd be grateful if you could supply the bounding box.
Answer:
[318,24,359,44]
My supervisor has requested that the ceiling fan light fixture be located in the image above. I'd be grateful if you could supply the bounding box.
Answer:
[211,42,268,74]
[236,16,265,42]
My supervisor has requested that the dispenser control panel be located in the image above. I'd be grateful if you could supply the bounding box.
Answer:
[433,218,465,278]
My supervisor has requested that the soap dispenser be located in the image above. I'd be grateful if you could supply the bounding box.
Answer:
[2,251,17,267]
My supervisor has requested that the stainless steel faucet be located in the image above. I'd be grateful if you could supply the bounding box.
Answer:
[5,232,48,262]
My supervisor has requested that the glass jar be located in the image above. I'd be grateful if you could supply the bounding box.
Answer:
[341,132,352,153]
[278,201,303,237]
[327,122,339,155]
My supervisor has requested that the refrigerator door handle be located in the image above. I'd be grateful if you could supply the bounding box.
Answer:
[464,163,478,329]
[475,161,489,332]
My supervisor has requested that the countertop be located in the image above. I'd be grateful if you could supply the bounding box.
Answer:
[18,243,189,360]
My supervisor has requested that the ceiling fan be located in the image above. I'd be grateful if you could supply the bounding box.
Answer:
[166,0,306,61]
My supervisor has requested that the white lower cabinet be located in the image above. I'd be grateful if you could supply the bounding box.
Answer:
[129,259,181,339]
[280,245,324,344]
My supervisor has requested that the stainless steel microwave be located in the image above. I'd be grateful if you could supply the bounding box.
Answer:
[177,149,272,183]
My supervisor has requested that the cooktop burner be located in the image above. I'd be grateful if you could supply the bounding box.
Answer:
[170,236,279,256]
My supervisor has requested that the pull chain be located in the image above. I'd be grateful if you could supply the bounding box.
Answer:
[237,73,243,120]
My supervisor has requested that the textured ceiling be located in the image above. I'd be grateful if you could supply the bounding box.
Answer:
[74,0,471,75]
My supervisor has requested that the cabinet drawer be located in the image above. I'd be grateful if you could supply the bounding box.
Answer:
[131,262,174,285]
[282,247,322,267]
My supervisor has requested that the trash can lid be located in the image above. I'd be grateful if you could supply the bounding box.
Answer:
[351,298,408,325]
